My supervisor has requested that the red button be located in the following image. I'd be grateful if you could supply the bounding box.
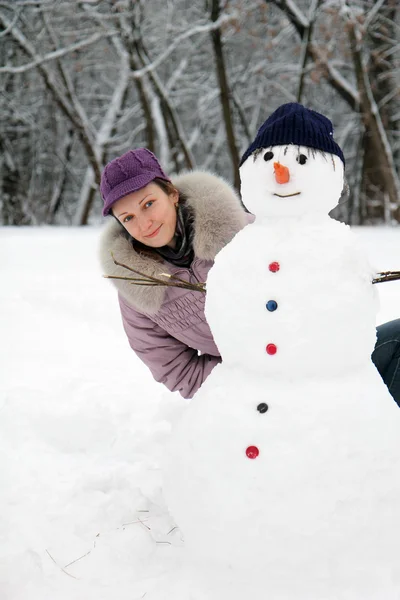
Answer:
[268,262,280,273]
[266,343,277,355]
[246,446,259,459]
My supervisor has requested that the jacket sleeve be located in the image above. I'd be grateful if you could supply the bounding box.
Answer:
[118,295,221,399]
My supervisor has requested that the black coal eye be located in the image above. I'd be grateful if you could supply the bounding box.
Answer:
[264,151,274,161]
[297,154,307,165]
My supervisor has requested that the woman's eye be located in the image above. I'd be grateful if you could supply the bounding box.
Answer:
[144,200,154,209]
[297,154,307,165]
[264,151,274,161]
[123,215,133,223]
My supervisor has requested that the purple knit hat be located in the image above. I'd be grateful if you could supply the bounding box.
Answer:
[100,148,171,216]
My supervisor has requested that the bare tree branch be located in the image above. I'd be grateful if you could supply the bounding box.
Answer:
[131,13,237,80]
[0,30,115,73]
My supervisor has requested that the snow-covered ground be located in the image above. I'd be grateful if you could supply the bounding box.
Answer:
[1,226,399,600]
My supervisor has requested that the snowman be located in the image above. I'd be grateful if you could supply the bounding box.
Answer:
[162,104,400,599]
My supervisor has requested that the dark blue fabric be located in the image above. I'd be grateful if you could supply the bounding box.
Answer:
[240,103,345,167]
[372,319,400,407]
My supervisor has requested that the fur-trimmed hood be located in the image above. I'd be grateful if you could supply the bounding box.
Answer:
[99,170,249,314]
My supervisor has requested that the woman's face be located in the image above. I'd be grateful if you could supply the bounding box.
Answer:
[112,182,178,247]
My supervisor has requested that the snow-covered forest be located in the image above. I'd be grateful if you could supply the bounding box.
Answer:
[0,0,399,226]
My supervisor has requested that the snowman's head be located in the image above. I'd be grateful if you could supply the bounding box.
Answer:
[240,144,344,218]
[239,103,345,219]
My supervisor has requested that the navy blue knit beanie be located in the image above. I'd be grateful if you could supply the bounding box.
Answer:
[240,103,345,167]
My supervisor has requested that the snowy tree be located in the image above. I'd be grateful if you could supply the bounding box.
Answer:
[0,0,398,225]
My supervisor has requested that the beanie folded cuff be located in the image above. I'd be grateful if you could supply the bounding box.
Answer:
[239,103,345,167]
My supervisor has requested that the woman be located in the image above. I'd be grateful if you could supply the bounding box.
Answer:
[99,147,400,405]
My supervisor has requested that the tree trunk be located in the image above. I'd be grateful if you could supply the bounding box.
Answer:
[0,10,103,198]
[347,10,400,223]
[116,5,156,153]
[358,0,399,222]
[268,0,358,110]
[296,0,320,102]
[135,40,195,170]
[209,0,240,190]
[47,129,74,223]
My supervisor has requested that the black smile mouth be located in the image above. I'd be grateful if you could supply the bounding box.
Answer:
[273,192,301,198]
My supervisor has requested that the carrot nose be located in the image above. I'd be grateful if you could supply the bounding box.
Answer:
[274,162,290,184]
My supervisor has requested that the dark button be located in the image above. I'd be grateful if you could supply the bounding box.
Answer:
[266,300,278,312]
[268,262,280,273]
[257,403,269,413]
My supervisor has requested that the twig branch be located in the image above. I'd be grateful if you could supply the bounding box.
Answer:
[104,274,206,292]
[372,271,400,284]
[64,550,92,569]
[103,275,164,286]
[45,549,78,580]
[0,7,21,38]
[105,253,206,292]
[122,518,150,527]
[111,254,170,283]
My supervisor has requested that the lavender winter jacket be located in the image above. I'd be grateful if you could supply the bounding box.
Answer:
[99,171,252,399]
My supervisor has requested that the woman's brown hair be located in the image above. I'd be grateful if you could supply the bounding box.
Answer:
[153,177,180,198]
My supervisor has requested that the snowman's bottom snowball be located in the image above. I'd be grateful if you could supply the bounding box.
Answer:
[148,549,399,600]
[162,364,400,598]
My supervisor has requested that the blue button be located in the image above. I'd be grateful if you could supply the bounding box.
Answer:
[266,300,278,312]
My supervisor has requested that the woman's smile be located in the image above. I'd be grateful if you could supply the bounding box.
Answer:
[145,225,162,238]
